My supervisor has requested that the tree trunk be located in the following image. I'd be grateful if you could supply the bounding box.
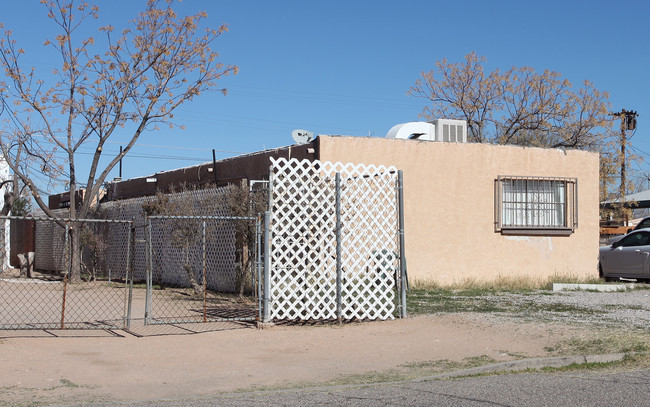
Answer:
[17,252,34,278]
[237,242,249,298]
[0,190,14,271]
[68,226,82,283]
[1,185,15,216]
[183,263,202,296]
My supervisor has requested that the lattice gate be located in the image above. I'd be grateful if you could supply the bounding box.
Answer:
[266,158,406,321]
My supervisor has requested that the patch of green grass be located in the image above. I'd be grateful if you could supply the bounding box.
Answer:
[546,274,605,286]
[403,359,462,371]
[603,304,645,311]
[537,353,650,374]
[323,354,499,386]
[325,370,407,385]
[411,273,607,291]
[235,355,505,394]
[411,273,623,292]
[436,352,650,381]
[0,398,44,407]
[0,379,104,407]
[518,301,599,315]
[57,379,80,389]
[407,289,510,314]
[545,332,650,356]
[407,289,601,317]
[463,355,498,366]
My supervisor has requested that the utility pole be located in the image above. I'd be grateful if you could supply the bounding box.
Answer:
[610,109,638,223]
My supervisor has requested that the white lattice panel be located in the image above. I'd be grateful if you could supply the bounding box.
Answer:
[269,158,400,321]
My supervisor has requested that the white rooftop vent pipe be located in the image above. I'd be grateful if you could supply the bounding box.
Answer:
[386,122,436,141]
[386,120,467,143]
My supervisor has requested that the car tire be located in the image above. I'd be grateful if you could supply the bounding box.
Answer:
[599,263,614,282]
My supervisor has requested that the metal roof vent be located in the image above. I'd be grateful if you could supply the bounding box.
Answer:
[386,120,467,143]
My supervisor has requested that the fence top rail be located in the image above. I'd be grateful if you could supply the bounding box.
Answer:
[147,215,258,221]
[0,215,134,224]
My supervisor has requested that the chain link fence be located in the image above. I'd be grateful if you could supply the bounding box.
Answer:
[0,216,134,330]
[0,185,264,332]
[0,164,406,331]
[144,215,261,325]
[0,213,261,332]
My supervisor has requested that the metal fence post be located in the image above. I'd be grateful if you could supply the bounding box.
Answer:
[202,219,207,323]
[0,217,6,271]
[144,214,152,325]
[125,219,135,330]
[256,216,262,321]
[267,167,274,219]
[335,172,342,323]
[60,222,70,329]
[262,165,274,323]
[263,211,271,323]
[0,216,141,331]
[397,170,408,318]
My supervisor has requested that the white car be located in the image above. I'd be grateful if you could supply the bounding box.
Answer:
[599,228,650,281]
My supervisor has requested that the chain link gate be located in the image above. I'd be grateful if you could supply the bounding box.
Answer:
[264,158,407,322]
[143,215,261,326]
[0,216,135,330]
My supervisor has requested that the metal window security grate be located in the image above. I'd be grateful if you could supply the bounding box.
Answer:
[268,158,403,321]
[496,175,577,233]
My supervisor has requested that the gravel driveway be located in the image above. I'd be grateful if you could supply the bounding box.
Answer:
[412,286,650,329]
[477,289,650,327]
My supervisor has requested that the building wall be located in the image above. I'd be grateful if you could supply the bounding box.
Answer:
[102,143,316,203]
[318,136,600,285]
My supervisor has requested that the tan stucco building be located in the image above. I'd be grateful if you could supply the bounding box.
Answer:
[51,134,600,285]
[317,136,600,285]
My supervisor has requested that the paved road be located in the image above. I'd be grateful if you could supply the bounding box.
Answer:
[65,368,650,407]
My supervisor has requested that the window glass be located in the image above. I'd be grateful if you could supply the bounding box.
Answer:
[496,176,577,235]
[621,232,650,247]
[501,179,566,228]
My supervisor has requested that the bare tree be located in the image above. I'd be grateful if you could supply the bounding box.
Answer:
[409,52,611,149]
[0,0,237,282]
[143,181,267,298]
[217,180,267,298]
[142,185,205,295]
[79,222,107,282]
[0,119,44,217]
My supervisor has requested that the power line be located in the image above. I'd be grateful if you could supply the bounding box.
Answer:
[226,84,423,108]
[29,133,246,155]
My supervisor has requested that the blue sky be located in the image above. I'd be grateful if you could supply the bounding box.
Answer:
[1,1,650,193]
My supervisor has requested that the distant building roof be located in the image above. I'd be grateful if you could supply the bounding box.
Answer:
[601,189,650,209]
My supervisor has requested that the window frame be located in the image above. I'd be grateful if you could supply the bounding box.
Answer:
[494,175,578,236]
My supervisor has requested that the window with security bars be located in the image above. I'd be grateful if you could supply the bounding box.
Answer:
[495,176,577,235]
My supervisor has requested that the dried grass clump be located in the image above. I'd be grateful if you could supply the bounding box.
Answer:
[411,273,603,291]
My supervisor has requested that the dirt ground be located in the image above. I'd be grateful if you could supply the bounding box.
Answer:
[0,314,589,406]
